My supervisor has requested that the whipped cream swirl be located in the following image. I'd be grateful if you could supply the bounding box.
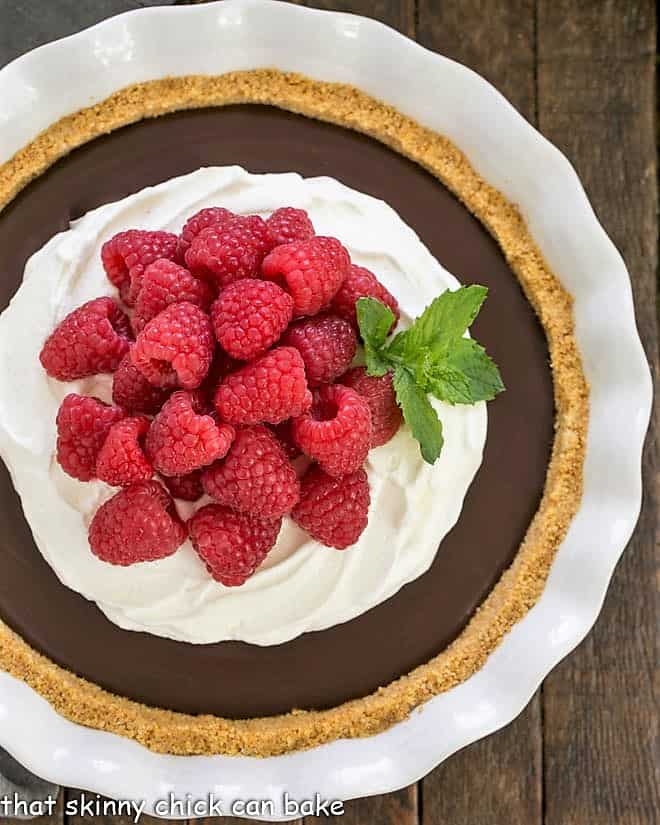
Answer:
[0,167,487,645]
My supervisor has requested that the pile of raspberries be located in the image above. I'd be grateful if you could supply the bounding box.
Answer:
[39,206,403,587]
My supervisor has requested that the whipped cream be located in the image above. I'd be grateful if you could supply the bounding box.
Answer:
[0,167,487,646]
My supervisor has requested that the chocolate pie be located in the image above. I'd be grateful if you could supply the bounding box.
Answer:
[0,71,588,756]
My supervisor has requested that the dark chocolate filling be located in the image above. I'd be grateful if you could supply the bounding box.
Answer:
[0,106,553,718]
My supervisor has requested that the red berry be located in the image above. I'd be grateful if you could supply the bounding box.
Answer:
[55,394,124,482]
[282,313,357,387]
[40,297,131,381]
[161,470,204,502]
[197,350,241,410]
[211,278,294,361]
[185,216,270,289]
[202,425,300,518]
[269,419,301,460]
[131,301,214,389]
[214,346,312,426]
[146,390,234,477]
[133,259,214,333]
[266,207,315,247]
[177,206,236,261]
[261,236,350,316]
[292,465,370,549]
[331,264,400,329]
[340,367,402,448]
[188,503,282,586]
[96,415,152,487]
[101,230,178,306]
[89,480,186,566]
[292,384,371,477]
[112,350,170,415]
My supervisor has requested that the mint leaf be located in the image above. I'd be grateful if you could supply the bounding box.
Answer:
[364,348,391,377]
[403,285,488,360]
[392,366,444,464]
[355,286,503,464]
[357,297,396,377]
[385,328,409,359]
[442,337,505,402]
[357,297,395,348]
[423,363,474,405]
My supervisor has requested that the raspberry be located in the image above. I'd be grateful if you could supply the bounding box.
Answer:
[89,480,186,566]
[96,416,152,487]
[133,259,214,333]
[266,207,315,247]
[197,350,240,410]
[112,351,171,415]
[55,394,124,482]
[340,367,402,448]
[214,346,312,426]
[177,206,235,261]
[269,420,301,460]
[292,466,370,549]
[211,279,294,361]
[202,425,300,518]
[185,216,270,289]
[331,264,400,329]
[101,230,178,306]
[261,236,350,316]
[186,387,215,416]
[131,301,214,389]
[146,390,234,477]
[161,470,204,502]
[40,297,131,381]
[292,384,371,477]
[282,313,357,387]
[188,504,282,586]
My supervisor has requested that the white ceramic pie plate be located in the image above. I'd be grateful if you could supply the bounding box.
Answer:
[0,0,652,818]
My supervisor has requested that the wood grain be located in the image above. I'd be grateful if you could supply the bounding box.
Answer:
[195,808,300,825]
[290,0,414,36]
[305,785,418,825]
[537,2,659,824]
[417,0,537,119]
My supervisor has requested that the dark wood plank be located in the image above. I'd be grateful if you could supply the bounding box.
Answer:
[417,0,536,120]
[537,1,659,824]
[304,784,418,825]
[291,0,414,37]
[415,3,542,824]
[419,698,543,825]
[195,808,301,825]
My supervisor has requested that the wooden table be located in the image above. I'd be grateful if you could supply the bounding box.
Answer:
[0,1,657,823]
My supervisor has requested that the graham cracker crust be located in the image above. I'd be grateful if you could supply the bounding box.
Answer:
[0,70,588,757]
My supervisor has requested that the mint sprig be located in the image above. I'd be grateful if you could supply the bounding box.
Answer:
[356,296,395,377]
[392,367,444,464]
[357,286,505,464]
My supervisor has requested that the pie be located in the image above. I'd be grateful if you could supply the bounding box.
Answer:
[0,71,588,756]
